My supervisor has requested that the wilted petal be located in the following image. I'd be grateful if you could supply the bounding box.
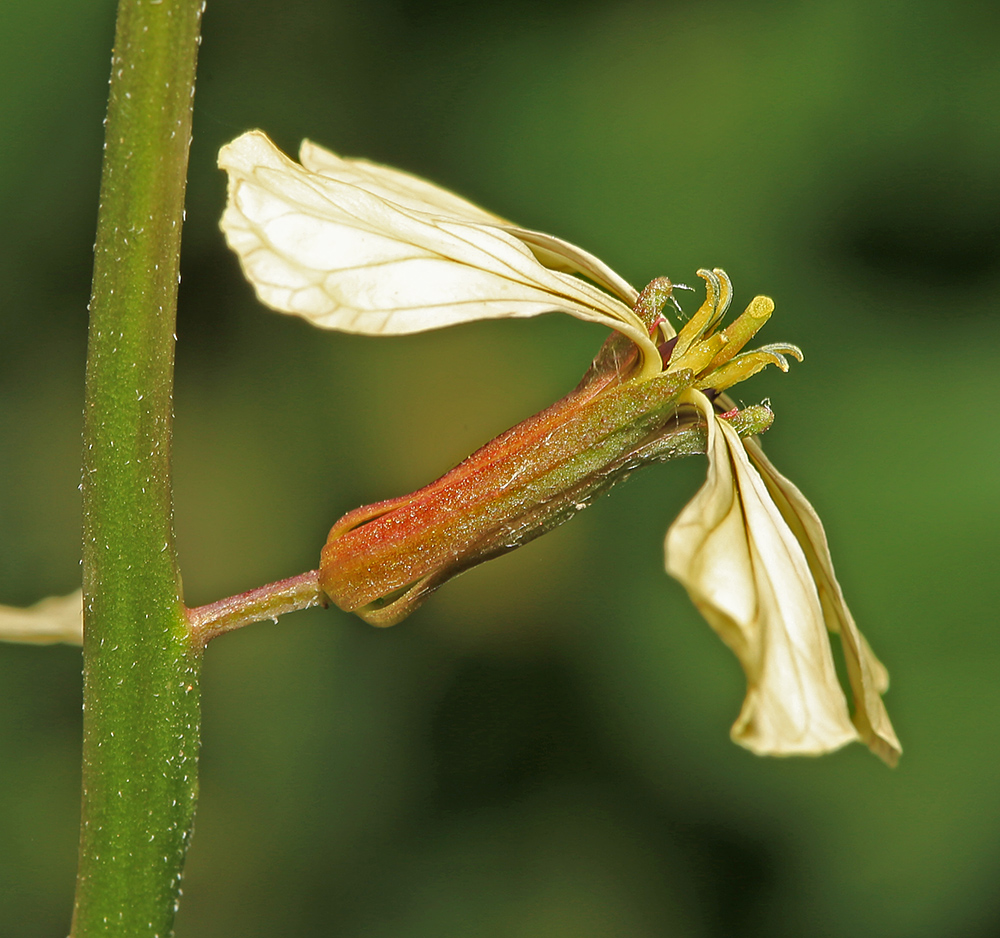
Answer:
[666,393,859,756]
[745,439,901,765]
[219,131,654,362]
[0,590,83,646]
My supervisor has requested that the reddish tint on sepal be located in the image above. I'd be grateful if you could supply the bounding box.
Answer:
[319,353,698,625]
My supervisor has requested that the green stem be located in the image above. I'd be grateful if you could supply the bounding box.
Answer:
[73,0,204,934]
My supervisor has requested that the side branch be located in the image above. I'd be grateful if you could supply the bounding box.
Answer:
[188,570,327,646]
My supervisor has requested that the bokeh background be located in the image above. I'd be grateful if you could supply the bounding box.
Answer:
[3,0,1000,934]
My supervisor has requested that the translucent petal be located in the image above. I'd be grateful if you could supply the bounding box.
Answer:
[299,138,508,224]
[299,139,641,306]
[219,131,655,363]
[666,392,859,757]
[500,226,641,309]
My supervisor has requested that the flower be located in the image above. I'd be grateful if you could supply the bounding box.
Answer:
[218,130,662,375]
[0,590,83,645]
[219,130,900,764]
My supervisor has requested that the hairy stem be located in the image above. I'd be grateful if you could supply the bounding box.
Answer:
[73,0,204,934]
[188,570,327,646]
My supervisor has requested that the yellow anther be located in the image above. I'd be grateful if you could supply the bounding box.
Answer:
[706,295,775,372]
[697,345,802,392]
[669,332,729,377]
[672,269,733,360]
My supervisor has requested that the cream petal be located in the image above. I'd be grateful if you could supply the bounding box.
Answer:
[219,131,655,363]
[300,139,642,309]
[499,226,642,310]
[666,393,859,757]
[744,439,901,766]
[0,589,83,645]
[298,139,508,224]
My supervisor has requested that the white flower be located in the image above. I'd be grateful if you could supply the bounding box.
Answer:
[0,590,83,645]
[666,392,900,763]
[218,130,663,376]
[219,130,900,763]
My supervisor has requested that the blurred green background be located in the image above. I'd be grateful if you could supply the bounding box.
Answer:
[2,0,1000,934]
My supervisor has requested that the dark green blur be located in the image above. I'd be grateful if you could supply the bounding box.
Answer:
[1,0,998,935]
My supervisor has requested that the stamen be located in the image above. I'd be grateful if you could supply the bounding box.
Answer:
[672,269,732,360]
[704,295,775,372]
[672,332,728,376]
[704,268,733,333]
[697,347,799,392]
[753,342,803,362]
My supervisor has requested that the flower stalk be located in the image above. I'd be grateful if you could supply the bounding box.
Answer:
[188,570,327,646]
